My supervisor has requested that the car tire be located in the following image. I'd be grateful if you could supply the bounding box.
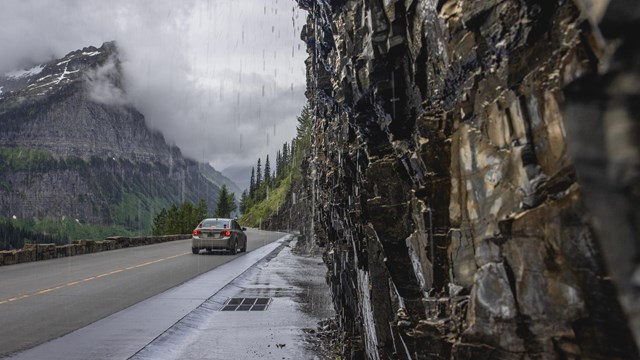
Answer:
[229,242,237,255]
[241,241,247,253]
[192,247,199,254]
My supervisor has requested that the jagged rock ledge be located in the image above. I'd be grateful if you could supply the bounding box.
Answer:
[268,0,640,358]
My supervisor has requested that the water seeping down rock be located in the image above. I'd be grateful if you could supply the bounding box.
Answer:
[283,0,640,358]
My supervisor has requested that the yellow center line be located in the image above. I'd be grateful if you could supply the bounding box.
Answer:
[0,252,190,306]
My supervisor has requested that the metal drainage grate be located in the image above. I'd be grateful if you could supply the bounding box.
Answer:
[220,297,272,311]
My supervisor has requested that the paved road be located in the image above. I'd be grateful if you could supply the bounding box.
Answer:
[0,229,285,358]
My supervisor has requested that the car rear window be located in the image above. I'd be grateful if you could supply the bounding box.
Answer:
[201,219,230,228]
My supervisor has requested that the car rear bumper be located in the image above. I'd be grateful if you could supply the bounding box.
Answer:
[192,237,232,249]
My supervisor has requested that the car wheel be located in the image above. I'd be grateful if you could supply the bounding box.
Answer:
[241,241,247,253]
[192,247,199,254]
[229,242,237,255]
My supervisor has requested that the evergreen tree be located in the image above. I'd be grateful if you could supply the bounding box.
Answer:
[296,105,312,138]
[151,199,208,236]
[195,198,208,222]
[165,204,179,234]
[275,150,282,179]
[215,185,238,217]
[229,192,238,217]
[239,190,250,214]
[151,208,167,236]
[264,155,271,186]
[0,220,67,251]
[282,142,289,168]
[178,201,195,234]
[249,167,256,199]
[256,158,262,190]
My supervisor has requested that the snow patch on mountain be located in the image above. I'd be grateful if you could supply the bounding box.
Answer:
[5,64,45,79]
[0,44,115,101]
[57,64,80,84]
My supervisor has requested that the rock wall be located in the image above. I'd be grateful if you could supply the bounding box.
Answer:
[0,234,190,266]
[292,0,640,358]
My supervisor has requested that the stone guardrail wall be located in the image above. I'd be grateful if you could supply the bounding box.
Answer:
[0,235,191,266]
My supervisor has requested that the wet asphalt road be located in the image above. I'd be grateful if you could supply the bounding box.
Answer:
[0,229,285,358]
[131,238,336,360]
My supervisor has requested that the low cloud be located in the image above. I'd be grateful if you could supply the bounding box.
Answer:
[0,0,308,169]
[85,56,128,106]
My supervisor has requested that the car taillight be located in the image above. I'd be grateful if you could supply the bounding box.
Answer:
[193,229,202,235]
[222,230,231,237]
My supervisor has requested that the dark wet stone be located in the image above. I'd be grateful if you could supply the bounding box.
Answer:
[266,0,640,358]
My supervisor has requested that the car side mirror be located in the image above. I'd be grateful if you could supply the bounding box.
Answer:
[241,227,247,231]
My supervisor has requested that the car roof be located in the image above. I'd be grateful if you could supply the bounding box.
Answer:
[202,218,232,221]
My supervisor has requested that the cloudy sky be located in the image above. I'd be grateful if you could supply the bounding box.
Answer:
[0,0,308,172]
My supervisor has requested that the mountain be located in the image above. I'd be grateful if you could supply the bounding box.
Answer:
[0,42,236,238]
[199,164,243,199]
[221,164,252,192]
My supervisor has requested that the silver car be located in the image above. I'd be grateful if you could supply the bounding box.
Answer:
[191,218,248,255]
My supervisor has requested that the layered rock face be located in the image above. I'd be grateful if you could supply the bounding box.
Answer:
[293,0,640,358]
[0,43,224,228]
